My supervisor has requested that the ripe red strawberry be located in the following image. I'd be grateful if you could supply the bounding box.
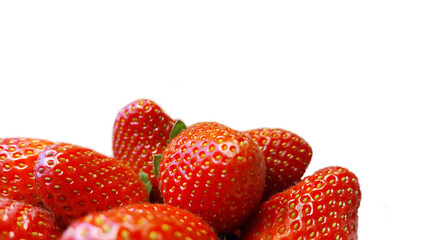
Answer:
[243,128,313,201]
[159,122,266,234]
[113,99,176,202]
[242,166,361,240]
[0,138,54,206]
[35,143,150,224]
[0,198,61,239]
[61,203,218,240]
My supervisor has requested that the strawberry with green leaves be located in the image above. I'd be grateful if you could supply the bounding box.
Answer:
[61,203,218,240]
[35,143,150,224]
[0,198,62,239]
[243,128,313,201]
[0,138,54,206]
[242,166,361,240]
[159,122,266,234]
[113,99,176,202]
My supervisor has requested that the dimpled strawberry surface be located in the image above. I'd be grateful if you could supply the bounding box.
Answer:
[0,98,361,240]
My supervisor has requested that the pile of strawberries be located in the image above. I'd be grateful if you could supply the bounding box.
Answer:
[0,99,361,240]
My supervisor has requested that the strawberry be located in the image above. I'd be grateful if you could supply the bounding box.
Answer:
[113,99,176,203]
[0,198,61,239]
[243,128,313,201]
[35,143,150,224]
[242,166,361,240]
[0,137,54,206]
[60,203,218,240]
[159,122,266,234]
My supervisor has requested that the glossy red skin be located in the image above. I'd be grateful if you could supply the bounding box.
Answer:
[0,198,61,239]
[242,166,361,240]
[35,143,149,224]
[113,99,175,203]
[244,128,313,201]
[159,122,266,234]
[60,203,218,240]
[0,138,54,206]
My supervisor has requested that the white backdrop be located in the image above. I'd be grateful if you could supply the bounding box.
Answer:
[1,1,426,239]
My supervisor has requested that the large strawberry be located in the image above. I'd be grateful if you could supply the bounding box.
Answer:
[159,122,266,234]
[242,166,361,240]
[113,99,176,202]
[243,128,313,201]
[61,203,218,240]
[0,137,54,206]
[35,143,150,224]
[0,198,62,239]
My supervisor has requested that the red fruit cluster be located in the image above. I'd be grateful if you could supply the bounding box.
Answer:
[0,99,361,240]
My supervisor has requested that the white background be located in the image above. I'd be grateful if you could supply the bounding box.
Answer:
[1,1,426,239]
